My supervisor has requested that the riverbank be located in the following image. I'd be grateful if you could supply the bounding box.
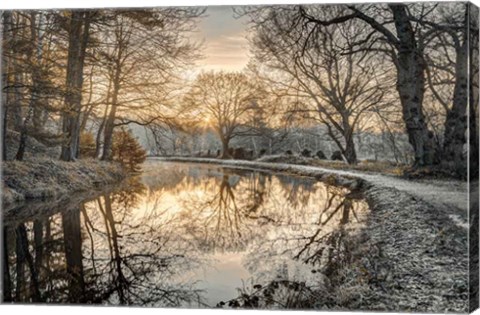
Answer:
[2,157,127,206]
[156,157,468,312]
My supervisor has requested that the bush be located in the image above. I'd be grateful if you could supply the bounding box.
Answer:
[232,147,248,160]
[316,150,327,159]
[79,132,96,158]
[301,148,311,157]
[111,128,147,172]
[331,151,343,161]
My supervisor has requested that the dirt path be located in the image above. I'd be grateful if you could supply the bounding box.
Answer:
[285,165,469,228]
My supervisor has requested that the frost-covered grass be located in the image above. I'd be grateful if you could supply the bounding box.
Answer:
[258,154,407,175]
[346,185,468,312]
[2,157,126,205]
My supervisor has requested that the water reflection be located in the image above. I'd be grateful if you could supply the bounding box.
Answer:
[3,161,369,308]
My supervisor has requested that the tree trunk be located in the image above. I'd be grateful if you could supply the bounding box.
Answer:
[220,136,231,159]
[469,3,479,181]
[15,12,41,161]
[341,119,358,164]
[390,4,436,167]
[443,38,468,176]
[101,55,121,161]
[60,12,90,161]
[100,94,118,161]
[1,11,12,161]
[31,12,45,132]
[7,13,23,131]
[10,66,22,131]
[2,104,7,161]
[343,134,358,164]
[14,106,33,161]
[95,115,106,158]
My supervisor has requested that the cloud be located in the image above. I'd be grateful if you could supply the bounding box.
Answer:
[194,6,250,72]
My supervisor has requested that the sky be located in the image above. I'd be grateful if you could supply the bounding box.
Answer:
[194,6,250,72]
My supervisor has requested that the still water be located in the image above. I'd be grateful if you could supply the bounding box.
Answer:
[2,160,369,308]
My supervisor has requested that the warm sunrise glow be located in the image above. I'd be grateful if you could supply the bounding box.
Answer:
[203,116,212,126]
[194,6,250,72]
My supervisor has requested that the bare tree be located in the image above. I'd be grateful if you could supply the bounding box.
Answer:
[419,3,478,176]
[183,71,264,158]
[256,3,438,167]
[243,7,386,164]
[95,8,204,161]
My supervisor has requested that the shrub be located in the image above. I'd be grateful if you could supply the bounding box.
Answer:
[331,151,343,161]
[111,128,147,172]
[79,132,96,158]
[301,149,311,157]
[316,150,327,159]
[232,147,248,160]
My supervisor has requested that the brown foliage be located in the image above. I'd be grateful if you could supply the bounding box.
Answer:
[79,132,96,158]
[111,128,147,172]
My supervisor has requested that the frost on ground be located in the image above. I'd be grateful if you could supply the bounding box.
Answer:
[2,157,126,205]
[157,157,469,312]
[356,186,468,312]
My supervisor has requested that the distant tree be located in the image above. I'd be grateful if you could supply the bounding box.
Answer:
[184,72,265,159]
[111,128,146,172]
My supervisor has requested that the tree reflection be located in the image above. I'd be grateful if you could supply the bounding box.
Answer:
[221,186,368,310]
[276,174,317,209]
[3,177,205,306]
[2,227,12,302]
[178,171,268,252]
[81,179,205,306]
[3,163,370,309]
[251,184,366,266]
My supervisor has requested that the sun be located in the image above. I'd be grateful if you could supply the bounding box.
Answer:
[203,116,212,127]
